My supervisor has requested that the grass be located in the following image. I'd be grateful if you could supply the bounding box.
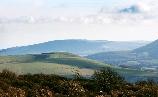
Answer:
[0,52,158,78]
[0,62,94,76]
[0,52,103,76]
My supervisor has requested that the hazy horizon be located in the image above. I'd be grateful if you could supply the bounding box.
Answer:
[0,39,152,50]
[1,0,158,49]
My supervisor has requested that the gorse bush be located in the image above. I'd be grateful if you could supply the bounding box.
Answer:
[93,67,125,94]
[0,69,17,80]
[0,68,158,97]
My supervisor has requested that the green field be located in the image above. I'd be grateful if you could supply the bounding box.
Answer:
[0,52,107,76]
[0,62,95,76]
[0,52,158,78]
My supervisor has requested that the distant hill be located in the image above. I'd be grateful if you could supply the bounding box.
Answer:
[133,39,158,58]
[87,51,136,66]
[87,39,158,70]
[0,39,149,56]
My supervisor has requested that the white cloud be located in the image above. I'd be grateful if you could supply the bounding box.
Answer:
[0,16,36,24]
[0,1,157,25]
[0,13,157,25]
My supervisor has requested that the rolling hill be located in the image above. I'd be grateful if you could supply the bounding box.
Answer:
[0,52,110,76]
[0,52,158,82]
[87,39,158,70]
[0,39,149,56]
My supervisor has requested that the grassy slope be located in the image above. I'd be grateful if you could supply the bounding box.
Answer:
[0,52,157,77]
[0,52,109,76]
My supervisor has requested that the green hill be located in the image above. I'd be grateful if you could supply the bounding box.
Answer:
[0,52,111,76]
[1,52,158,81]
[0,52,108,68]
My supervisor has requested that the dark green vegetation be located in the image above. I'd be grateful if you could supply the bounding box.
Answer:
[87,39,158,71]
[0,39,149,56]
[1,68,158,97]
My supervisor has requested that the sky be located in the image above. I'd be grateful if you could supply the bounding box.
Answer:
[0,0,158,49]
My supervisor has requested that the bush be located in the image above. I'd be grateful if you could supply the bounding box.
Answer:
[0,69,17,80]
[93,67,125,94]
[0,69,158,96]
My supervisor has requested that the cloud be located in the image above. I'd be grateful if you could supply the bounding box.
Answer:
[0,16,36,24]
[93,1,158,24]
[0,14,156,25]
[0,1,157,25]
[119,2,151,13]
[0,0,158,49]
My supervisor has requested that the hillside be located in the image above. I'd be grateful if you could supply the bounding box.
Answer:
[87,39,158,71]
[0,52,110,76]
[133,39,158,58]
[0,39,149,56]
[1,52,158,81]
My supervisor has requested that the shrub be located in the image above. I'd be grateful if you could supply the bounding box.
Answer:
[93,67,125,94]
[0,69,17,80]
[67,80,86,97]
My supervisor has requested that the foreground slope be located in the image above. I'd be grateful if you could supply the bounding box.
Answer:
[0,39,149,56]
